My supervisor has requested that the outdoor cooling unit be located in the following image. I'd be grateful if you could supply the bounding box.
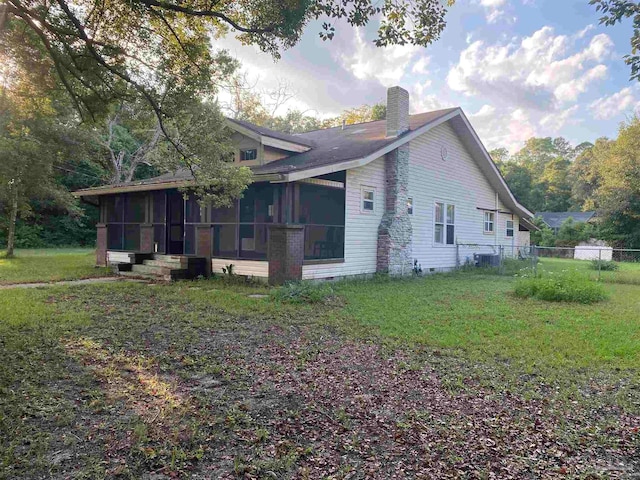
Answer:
[474,253,500,267]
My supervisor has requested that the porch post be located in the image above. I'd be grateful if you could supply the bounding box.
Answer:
[140,224,154,253]
[267,224,304,285]
[96,224,107,267]
[196,225,212,276]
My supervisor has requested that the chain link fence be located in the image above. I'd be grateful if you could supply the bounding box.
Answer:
[455,243,640,284]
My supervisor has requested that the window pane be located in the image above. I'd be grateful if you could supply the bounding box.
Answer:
[123,224,140,251]
[107,224,123,250]
[299,183,345,225]
[447,204,455,224]
[240,149,257,161]
[184,225,195,255]
[210,202,237,223]
[107,196,123,223]
[363,200,374,211]
[435,203,444,223]
[212,225,236,257]
[364,190,374,201]
[185,195,202,223]
[152,191,166,223]
[304,225,345,259]
[434,224,443,244]
[239,224,265,259]
[446,225,455,245]
[407,198,413,215]
[124,194,146,223]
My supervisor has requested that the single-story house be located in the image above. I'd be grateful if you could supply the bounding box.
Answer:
[536,211,597,235]
[74,86,535,284]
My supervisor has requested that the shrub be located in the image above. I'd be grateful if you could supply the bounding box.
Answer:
[514,270,608,304]
[271,281,335,304]
[590,259,619,271]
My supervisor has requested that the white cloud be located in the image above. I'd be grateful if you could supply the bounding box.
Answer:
[540,105,580,131]
[339,28,421,87]
[589,87,640,120]
[476,0,511,24]
[410,81,443,113]
[412,56,431,75]
[448,27,613,110]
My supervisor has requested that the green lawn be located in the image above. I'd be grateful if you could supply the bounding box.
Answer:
[1,257,639,478]
[537,256,640,285]
[0,248,110,284]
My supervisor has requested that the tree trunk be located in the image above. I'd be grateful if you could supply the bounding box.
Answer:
[6,186,18,258]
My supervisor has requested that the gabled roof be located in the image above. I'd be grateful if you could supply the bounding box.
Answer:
[251,109,458,175]
[536,211,597,229]
[73,108,535,223]
[226,118,313,152]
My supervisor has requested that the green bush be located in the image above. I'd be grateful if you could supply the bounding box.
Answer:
[271,281,335,304]
[514,270,608,304]
[590,259,619,271]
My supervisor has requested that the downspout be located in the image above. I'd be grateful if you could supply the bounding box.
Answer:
[495,192,499,247]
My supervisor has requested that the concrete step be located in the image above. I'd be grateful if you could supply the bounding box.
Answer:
[118,271,172,282]
[132,264,184,276]
[152,254,190,264]
[143,259,183,268]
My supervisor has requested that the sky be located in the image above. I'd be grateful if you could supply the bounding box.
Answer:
[214,0,637,153]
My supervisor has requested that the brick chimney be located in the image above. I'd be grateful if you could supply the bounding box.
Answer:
[386,86,410,137]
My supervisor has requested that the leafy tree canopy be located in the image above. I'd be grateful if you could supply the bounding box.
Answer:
[591,0,640,80]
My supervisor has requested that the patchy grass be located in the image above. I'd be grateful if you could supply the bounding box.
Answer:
[1,272,639,478]
[0,248,110,285]
[514,269,608,304]
[333,274,640,372]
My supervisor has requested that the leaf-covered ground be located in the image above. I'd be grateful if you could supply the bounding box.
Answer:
[1,277,639,479]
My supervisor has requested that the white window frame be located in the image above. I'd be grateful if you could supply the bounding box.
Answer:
[484,211,495,234]
[506,219,514,238]
[361,186,376,214]
[240,148,258,161]
[407,197,414,215]
[434,201,455,246]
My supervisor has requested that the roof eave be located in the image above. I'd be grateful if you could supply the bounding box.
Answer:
[225,119,312,153]
[73,173,285,197]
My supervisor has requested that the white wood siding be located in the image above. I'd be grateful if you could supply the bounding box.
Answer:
[211,259,269,278]
[107,251,136,264]
[408,122,517,270]
[302,156,385,280]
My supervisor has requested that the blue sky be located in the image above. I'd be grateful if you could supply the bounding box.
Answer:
[216,0,637,152]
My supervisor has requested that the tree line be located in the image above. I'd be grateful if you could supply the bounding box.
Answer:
[490,117,640,248]
[1,0,638,254]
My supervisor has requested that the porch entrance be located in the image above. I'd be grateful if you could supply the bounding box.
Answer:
[167,190,184,255]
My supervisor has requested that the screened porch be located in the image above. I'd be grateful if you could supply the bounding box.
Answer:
[99,172,346,263]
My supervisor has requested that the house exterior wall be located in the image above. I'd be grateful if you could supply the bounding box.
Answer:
[302,156,386,280]
[407,121,518,270]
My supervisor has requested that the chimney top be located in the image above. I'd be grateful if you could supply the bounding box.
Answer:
[386,86,410,138]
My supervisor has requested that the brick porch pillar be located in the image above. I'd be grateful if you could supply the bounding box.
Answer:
[196,225,212,276]
[140,224,154,253]
[96,224,107,267]
[268,224,304,285]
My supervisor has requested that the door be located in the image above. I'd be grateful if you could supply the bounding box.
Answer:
[167,191,184,254]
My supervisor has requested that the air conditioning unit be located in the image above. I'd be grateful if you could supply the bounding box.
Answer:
[474,253,500,267]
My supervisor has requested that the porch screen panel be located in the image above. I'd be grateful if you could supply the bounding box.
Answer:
[184,194,203,256]
[298,182,345,260]
[237,184,275,260]
[152,192,166,253]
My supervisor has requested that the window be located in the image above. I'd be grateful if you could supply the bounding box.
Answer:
[434,202,455,245]
[240,148,257,161]
[506,219,514,238]
[407,197,414,215]
[484,211,495,233]
[361,187,375,213]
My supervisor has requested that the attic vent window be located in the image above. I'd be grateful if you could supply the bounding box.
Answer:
[240,149,257,161]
